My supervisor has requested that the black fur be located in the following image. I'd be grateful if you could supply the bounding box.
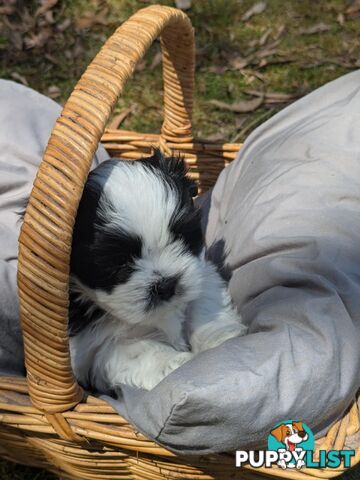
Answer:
[70,162,142,293]
[139,149,198,199]
[68,290,105,336]
[139,150,203,256]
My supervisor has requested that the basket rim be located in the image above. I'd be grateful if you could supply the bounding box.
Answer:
[9,4,360,478]
[17,4,195,418]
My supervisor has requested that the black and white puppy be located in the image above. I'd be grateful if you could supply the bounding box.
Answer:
[69,151,246,391]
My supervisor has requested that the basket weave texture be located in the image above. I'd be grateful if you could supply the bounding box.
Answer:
[0,5,358,479]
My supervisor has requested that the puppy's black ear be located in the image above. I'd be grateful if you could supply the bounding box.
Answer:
[72,159,118,247]
[144,148,186,177]
[165,153,199,198]
[72,181,102,245]
[188,180,198,198]
[143,149,198,197]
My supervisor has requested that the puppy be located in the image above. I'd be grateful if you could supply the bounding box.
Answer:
[69,151,246,391]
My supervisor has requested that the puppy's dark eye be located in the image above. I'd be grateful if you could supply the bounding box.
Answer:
[116,263,136,284]
[86,229,142,292]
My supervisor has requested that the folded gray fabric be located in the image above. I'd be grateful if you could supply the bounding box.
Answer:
[0,80,108,375]
[104,70,360,454]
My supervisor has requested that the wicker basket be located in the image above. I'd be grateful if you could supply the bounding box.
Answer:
[0,5,358,479]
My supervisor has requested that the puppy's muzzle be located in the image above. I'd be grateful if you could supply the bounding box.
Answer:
[153,276,178,301]
[147,276,180,310]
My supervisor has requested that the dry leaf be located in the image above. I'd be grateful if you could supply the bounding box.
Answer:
[258,57,294,68]
[45,53,61,64]
[208,65,228,74]
[226,39,286,71]
[108,108,133,129]
[241,1,267,21]
[256,46,279,59]
[255,39,281,57]
[56,18,71,32]
[0,5,15,15]
[243,89,299,104]
[300,55,357,69]
[35,0,58,17]
[209,95,264,113]
[337,12,345,25]
[299,23,332,35]
[274,24,287,40]
[241,69,266,82]
[326,58,357,68]
[135,59,147,72]
[345,0,360,17]
[175,0,192,10]
[229,56,251,70]
[76,10,108,29]
[24,28,52,49]
[10,72,28,86]
[249,25,286,50]
[258,28,272,46]
[235,116,249,130]
[150,51,162,70]
[47,85,61,99]
[44,10,55,24]
[264,92,298,103]
[203,132,227,143]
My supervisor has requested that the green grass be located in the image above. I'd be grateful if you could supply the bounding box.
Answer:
[1,0,359,140]
[0,0,359,478]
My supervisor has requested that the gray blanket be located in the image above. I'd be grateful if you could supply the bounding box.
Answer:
[0,73,359,455]
[0,79,108,373]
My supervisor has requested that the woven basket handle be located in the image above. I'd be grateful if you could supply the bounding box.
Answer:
[18,5,195,414]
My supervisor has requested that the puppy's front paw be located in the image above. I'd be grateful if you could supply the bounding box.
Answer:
[141,352,194,391]
[165,352,194,375]
[205,323,246,350]
[191,321,246,353]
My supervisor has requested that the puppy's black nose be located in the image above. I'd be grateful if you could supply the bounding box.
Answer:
[154,276,178,301]
[298,430,307,439]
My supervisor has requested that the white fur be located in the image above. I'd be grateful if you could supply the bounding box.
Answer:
[70,160,247,391]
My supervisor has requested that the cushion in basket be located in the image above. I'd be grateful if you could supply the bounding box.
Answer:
[0,74,359,455]
[0,79,108,375]
[105,70,360,454]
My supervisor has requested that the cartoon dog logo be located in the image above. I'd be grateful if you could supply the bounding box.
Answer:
[270,421,309,469]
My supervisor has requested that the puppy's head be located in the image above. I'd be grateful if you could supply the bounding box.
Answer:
[70,150,203,327]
